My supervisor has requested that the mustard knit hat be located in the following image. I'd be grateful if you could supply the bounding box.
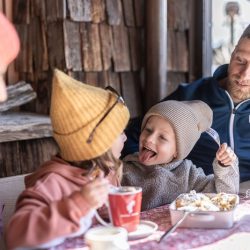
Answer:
[50,69,130,161]
[141,100,213,161]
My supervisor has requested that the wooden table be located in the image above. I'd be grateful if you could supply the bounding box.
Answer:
[47,195,250,250]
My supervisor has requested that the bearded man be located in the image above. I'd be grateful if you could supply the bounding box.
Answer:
[123,25,250,183]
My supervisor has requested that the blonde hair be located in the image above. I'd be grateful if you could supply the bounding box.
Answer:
[66,149,123,181]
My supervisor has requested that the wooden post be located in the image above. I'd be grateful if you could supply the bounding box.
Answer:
[145,0,167,111]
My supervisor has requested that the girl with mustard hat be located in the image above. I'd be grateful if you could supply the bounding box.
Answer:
[5,69,130,249]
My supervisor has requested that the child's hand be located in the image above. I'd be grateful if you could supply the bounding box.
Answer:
[216,143,236,167]
[81,172,109,209]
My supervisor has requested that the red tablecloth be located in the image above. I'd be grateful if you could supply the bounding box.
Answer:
[47,196,250,250]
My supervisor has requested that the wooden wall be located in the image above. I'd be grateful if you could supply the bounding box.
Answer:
[0,0,193,177]
[12,0,145,118]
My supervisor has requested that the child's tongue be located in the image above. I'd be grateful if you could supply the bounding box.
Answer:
[139,149,154,163]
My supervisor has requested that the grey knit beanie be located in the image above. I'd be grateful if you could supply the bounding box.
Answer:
[141,100,213,161]
[240,24,250,39]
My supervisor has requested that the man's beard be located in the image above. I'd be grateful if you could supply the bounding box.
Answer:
[227,78,250,102]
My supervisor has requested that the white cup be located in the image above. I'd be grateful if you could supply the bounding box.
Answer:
[85,226,130,250]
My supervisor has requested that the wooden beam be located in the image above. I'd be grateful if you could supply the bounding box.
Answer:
[0,81,36,112]
[145,0,167,111]
[0,112,52,143]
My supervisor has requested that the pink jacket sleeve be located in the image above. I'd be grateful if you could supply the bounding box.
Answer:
[5,173,93,249]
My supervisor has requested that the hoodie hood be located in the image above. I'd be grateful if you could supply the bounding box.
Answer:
[25,156,89,188]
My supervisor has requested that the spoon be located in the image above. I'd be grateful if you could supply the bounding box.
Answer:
[157,211,190,243]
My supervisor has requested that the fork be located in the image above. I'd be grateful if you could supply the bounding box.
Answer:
[205,128,238,174]
[205,127,220,146]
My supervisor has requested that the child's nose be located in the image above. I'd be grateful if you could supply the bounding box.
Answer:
[145,133,155,144]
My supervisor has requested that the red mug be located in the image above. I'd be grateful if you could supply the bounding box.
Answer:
[95,186,142,232]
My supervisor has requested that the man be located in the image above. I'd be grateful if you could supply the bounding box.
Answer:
[123,25,250,182]
[0,12,20,102]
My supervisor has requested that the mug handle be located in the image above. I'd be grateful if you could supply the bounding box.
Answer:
[94,209,110,226]
[95,185,118,226]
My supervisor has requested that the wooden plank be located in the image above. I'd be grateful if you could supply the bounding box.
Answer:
[96,71,110,88]
[106,70,121,93]
[63,20,82,71]
[167,71,187,95]
[128,27,142,71]
[83,72,99,86]
[56,0,66,19]
[0,138,58,177]
[27,19,33,73]
[0,141,21,176]
[83,71,110,88]
[47,21,65,70]
[67,70,85,83]
[41,24,49,71]
[91,0,105,23]
[122,0,135,27]
[15,24,29,72]
[0,112,52,143]
[20,138,58,174]
[31,0,46,21]
[112,25,131,72]
[6,64,19,85]
[13,0,30,24]
[168,30,188,72]
[175,31,188,71]
[106,0,122,25]
[168,0,189,31]
[45,0,58,22]
[81,23,102,71]
[134,0,144,27]
[0,82,36,112]
[99,23,112,70]
[34,71,52,114]
[167,0,175,30]
[67,0,92,22]
[120,72,142,118]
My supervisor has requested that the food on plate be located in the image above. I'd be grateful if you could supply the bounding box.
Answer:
[175,190,238,212]
[211,192,238,211]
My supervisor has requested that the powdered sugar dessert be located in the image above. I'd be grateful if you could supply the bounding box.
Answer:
[175,191,238,212]
[211,192,238,211]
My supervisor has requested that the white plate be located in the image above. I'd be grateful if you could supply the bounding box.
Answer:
[128,220,158,240]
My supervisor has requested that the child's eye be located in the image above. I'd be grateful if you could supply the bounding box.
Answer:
[160,135,167,141]
[144,127,152,133]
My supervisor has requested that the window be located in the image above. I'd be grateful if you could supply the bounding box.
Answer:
[211,0,250,73]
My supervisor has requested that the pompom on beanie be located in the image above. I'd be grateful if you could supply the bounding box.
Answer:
[141,100,213,161]
[50,69,130,161]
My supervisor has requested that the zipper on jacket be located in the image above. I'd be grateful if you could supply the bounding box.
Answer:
[225,91,250,151]
[225,91,235,150]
